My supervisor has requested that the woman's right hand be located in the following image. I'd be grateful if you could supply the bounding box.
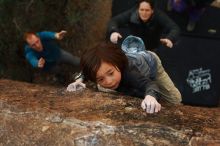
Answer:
[66,80,86,92]
[110,32,122,44]
[141,95,161,114]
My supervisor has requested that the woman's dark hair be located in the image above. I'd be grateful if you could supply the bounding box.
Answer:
[80,42,128,82]
[137,0,154,9]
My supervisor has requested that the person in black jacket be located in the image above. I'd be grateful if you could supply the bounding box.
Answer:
[68,40,182,114]
[107,0,180,51]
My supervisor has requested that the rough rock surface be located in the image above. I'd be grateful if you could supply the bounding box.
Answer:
[0,79,219,146]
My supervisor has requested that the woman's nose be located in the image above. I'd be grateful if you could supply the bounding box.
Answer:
[105,77,113,85]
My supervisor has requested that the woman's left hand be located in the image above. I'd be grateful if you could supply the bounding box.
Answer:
[141,95,161,114]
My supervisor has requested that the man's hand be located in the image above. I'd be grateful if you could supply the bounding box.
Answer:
[66,80,86,92]
[160,38,173,48]
[55,30,67,40]
[38,57,45,68]
[141,95,161,114]
[110,32,122,44]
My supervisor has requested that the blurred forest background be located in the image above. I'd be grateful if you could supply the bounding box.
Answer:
[0,0,111,82]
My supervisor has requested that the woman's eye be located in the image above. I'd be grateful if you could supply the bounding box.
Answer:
[109,71,114,75]
[97,79,103,83]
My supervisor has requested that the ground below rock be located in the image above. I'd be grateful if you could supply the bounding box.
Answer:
[0,79,219,146]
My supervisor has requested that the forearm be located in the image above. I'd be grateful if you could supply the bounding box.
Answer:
[144,81,160,101]
[38,31,56,40]
[166,23,180,43]
[157,10,180,43]
[26,54,39,68]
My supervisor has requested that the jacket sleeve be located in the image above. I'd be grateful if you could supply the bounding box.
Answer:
[125,55,160,100]
[156,10,180,43]
[136,74,160,101]
[25,49,39,68]
[37,31,56,41]
[124,67,160,101]
[107,8,133,37]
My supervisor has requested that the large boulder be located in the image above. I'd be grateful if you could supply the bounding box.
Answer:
[0,79,219,146]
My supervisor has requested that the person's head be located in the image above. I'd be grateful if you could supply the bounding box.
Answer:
[137,0,154,22]
[81,42,128,89]
[24,32,43,52]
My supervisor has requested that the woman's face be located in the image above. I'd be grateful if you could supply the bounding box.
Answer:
[96,61,121,90]
[138,1,154,22]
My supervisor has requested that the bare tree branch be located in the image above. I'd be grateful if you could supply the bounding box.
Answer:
[12,18,21,32]
[25,0,35,13]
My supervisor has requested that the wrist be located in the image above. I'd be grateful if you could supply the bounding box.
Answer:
[55,33,59,40]
[145,90,159,100]
[74,72,85,81]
